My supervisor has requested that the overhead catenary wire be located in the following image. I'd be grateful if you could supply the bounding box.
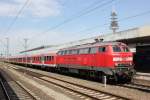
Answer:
[73,9,150,37]
[29,0,114,40]
[5,0,30,34]
[20,1,150,53]
[42,10,150,50]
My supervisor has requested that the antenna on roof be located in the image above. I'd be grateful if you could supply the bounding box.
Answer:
[94,37,104,42]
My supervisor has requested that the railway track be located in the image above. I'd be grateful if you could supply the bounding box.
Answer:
[5,63,150,99]
[0,70,36,100]
[15,67,129,100]
[119,83,150,92]
[0,78,10,100]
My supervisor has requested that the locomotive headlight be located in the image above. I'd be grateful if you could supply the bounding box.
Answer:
[113,57,122,61]
[126,57,133,61]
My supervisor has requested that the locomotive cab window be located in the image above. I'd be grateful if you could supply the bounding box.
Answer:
[113,46,121,52]
[99,47,106,52]
[122,46,130,52]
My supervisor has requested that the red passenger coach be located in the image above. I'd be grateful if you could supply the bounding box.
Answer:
[42,53,56,67]
[26,53,56,67]
[8,53,56,68]
[56,42,135,81]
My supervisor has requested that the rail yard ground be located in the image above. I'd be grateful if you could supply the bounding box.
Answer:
[0,62,149,100]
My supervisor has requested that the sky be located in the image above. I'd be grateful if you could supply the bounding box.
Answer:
[0,0,150,56]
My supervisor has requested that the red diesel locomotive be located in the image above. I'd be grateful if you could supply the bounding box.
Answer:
[8,41,135,82]
[56,42,135,81]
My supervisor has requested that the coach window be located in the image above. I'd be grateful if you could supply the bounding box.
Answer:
[49,56,51,60]
[90,47,97,54]
[58,51,61,55]
[51,56,54,60]
[46,56,48,61]
[47,56,48,61]
[44,56,47,61]
[60,51,63,55]
[47,56,49,61]
[99,47,106,52]
[62,51,65,55]
[65,50,69,55]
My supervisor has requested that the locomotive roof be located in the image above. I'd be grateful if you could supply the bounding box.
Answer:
[60,41,126,51]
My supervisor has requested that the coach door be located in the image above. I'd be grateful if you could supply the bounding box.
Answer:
[41,55,44,66]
